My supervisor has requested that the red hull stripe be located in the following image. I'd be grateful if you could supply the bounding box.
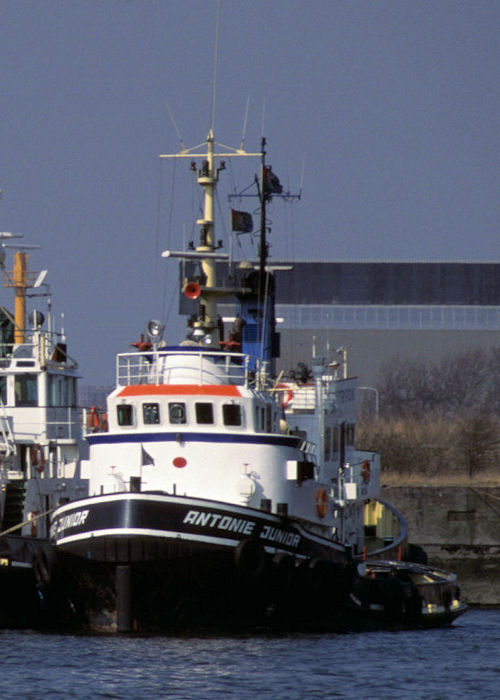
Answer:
[118,384,241,397]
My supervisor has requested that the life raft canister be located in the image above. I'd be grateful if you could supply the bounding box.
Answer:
[361,459,371,483]
[316,488,328,518]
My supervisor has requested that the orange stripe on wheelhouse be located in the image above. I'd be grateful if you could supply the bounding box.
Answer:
[118,384,241,397]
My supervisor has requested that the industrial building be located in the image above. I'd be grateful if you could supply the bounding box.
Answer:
[180,260,500,390]
[271,261,500,388]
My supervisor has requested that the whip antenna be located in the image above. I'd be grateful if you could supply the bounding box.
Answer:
[165,100,186,151]
[239,95,251,151]
[211,0,221,132]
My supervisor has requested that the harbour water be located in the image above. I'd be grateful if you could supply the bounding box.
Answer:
[2,609,497,699]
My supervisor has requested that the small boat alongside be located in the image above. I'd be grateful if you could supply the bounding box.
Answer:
[350,559,467,630]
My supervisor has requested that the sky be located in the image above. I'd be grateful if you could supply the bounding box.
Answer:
[0,0,499,387]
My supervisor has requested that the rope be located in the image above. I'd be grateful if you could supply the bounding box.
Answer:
[470,487,500,502]
[0,506,55,538]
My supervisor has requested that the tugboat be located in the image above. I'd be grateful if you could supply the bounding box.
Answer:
[0,236,87,627]
[49,132,466,633]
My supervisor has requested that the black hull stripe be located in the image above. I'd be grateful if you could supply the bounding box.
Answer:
[87,432,301,447]
[51,496,345,555]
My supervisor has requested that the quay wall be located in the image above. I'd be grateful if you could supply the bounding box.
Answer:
[381,485,500,605]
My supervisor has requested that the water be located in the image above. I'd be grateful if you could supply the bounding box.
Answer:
[1,609,498,699]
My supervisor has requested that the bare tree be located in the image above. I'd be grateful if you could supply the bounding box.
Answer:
[357,346,500,479]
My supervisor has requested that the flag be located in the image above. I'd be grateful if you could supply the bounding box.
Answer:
[231,208,253,233]
[263,166,283,195]
[141,445,155,466]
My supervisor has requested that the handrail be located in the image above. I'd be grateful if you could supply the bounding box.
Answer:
[116,348,272,390]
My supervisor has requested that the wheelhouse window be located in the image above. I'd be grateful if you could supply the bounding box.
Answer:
[223,403,242,426]
[143,402,160,425]
[117,404,134,426]
[169,402,186,424]
[15,374,38,407]
[48,375,77,407]
[0,376,6,404]
[195,402,214,424]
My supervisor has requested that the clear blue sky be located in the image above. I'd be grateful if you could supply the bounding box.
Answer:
[1,0,498,386]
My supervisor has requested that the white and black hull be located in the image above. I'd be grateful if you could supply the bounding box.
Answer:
[50,492,356,633]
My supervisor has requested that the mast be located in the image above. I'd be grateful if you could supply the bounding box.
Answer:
[12,251,27,344]
[2,249,45,347]
[193,129,220,342]
[160,133,262,346]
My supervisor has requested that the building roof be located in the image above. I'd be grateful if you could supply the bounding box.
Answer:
[272,262,500,306]
[179,261,500,311]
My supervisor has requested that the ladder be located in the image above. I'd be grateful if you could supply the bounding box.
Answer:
[0,397,16,457]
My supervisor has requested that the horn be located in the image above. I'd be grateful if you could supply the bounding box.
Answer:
[184,281,201,299]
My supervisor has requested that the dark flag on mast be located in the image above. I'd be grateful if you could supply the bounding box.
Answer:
[263,165,283,196]
[231,209,253,233]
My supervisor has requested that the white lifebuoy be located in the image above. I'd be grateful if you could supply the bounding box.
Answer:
[276,383,294,409]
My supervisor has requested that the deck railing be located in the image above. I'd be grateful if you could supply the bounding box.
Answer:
[116,349,272,390]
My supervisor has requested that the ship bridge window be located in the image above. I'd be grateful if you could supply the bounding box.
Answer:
[117,404,134,426]
[143,402,160,425]
[223,403,242,426]
[15,374,38,407]
[0,376,6,404]
[48,375,77,407]
[265,404,273,433]
[169,402,186,424]
[195,402,214,425]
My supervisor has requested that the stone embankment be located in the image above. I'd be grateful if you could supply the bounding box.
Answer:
[382,484,500,606]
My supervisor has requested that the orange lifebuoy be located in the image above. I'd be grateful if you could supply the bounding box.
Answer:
[316,488,328,518]
[101,412,109,432]
[88,406,100,431]
[361,460,371,483]
[30,444,45,471]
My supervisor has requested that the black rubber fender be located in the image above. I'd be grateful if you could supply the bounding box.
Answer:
[234,539,267,577]
[32,547,57,588]
[272,552,295,589]
[381,576,405,620]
